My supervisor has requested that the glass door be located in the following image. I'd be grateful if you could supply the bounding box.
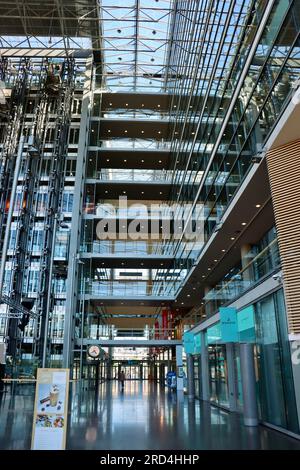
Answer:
[209,345,229,408]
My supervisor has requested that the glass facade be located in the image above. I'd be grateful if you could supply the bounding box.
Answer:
[0,0,299,441]
[196,289,299,433]
[255,289,299,433]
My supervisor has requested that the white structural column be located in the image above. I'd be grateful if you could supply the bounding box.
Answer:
[200,331,210,401]
[240,343,259,426]
[176,345,184,391]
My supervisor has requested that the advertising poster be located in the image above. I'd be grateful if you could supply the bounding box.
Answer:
[31,368,69,450]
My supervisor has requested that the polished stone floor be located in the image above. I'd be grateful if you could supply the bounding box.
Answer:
[0,380,300,450]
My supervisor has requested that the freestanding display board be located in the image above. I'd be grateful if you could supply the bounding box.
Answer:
[31,368,69,450]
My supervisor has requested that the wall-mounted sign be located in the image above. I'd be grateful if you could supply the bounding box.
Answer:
[194,333,201,354]
[237,305,256,342]
[220,307,238,343]
[183,331,195,354]
[207,322,221,344]
[31,368,69,450]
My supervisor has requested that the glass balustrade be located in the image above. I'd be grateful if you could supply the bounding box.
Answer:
[204,238,280,317]
[94,169,173,183]
[82,280,179,297]
[80,240,174,256]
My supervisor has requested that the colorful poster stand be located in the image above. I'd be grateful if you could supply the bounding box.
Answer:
[31,368,69,450]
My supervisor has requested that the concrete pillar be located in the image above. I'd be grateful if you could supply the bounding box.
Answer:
[240,343,259,426]
[200,331,210,401]
[187,353,195,400]
[176,345,184,391]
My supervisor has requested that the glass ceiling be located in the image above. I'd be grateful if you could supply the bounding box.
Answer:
[100,0,175,92]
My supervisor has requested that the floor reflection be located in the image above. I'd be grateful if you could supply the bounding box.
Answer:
[0,381,299,450]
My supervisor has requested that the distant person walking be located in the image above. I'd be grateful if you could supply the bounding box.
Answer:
[119,370,125,390]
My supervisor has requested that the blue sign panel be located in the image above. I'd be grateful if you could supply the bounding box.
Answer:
[183,331,195,354]
[238,305,256,342]
[194,333,201,354]
[207,323,221,345]
[220,307,238,343]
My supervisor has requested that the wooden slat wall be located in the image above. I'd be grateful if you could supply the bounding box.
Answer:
[267,139,300,335]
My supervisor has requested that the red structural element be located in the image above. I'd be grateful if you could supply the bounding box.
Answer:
[154,320,159,339]
[162,309,169,339]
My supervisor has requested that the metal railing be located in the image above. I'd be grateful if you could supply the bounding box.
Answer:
[83,280,179,297]
[203,238,280,317]
[95,169,173,183]
[80,240,174,256]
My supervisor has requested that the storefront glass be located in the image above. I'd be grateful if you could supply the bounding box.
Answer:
[208,344,229,408]
[255,289,299,433]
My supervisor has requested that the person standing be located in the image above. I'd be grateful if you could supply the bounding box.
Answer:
[119,370,125,390]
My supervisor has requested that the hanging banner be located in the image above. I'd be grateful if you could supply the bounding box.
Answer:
[31,368,69,450]
[220,307,238,343]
